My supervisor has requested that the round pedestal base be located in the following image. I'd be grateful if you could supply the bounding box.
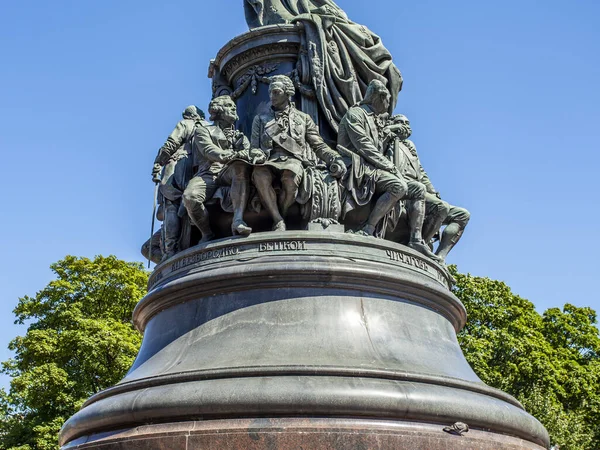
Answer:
[59,232,549,449]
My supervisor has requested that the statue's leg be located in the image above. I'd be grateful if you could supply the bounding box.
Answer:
[141,230,162,265]
[252,166,285,230]
[280,169,301,218]
[162,199,182,259]
[362,172,405,236]
[227,162,252,236]
[404,181,426,242]
[436,206,471,262]
[183,175,217,243]
[404,181,442,261]
[422,194,450,244]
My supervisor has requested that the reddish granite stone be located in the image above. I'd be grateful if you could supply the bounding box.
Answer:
[63,418,547,450]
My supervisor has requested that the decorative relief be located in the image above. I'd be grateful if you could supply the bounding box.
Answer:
[231,63,279,100]
[221,43,300,80]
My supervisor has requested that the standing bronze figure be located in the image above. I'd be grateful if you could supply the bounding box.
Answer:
[151,105,207,260]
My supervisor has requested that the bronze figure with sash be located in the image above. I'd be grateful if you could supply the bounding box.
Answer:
[251,75,346,231]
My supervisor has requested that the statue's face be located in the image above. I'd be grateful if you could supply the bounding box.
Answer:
[269,83,289,110]
[395,115,409,126]
[372,91,391,115]
[219,99,238,125]
[377,91,392,114]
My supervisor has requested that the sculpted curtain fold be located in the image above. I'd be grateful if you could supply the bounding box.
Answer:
[244,0,403,132]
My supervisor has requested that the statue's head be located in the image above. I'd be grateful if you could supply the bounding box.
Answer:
[392,114,412,139]
[182,105,205,120]
[268,75,295,110]
[208,96,238,125]
[361,80,391,115]
[393,114,409,126]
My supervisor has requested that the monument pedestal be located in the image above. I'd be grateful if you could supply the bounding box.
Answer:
[61,419,547,450]
[60,232,549,449]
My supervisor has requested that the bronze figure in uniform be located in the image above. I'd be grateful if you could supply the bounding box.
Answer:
[151,105,207,260]
[385,114,470,263]
[337,80,437,259]
[183,96,264,241]
[251,75,346,231]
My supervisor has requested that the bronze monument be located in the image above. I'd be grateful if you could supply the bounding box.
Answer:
[60,2,549,449]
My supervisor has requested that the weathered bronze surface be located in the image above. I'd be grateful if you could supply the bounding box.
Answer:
[62,234,549,449]
[140,0,470,265]
[244,0,403,132]
[60,1,551,449]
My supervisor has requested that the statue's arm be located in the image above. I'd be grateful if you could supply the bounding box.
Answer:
[195,126,234,163]
[407,140,437,194]
[345,112,396,172]
[250,115,261,148]
[240,134,251,152]
[305,116,341,165]
[419,164,437,194]
[154,121,187,166]
[251,115,270,158]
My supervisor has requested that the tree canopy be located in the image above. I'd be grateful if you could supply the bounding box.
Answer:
[453,268,600,450]
[0,255,148,450]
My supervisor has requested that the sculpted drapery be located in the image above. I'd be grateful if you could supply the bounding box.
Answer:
[243,0,403,133]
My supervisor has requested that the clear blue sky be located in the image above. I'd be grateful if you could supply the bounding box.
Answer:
[1,0,599,390]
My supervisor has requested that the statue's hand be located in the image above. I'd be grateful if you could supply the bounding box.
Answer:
[387,165,399,176]
[221,151,236,163]
[329,158,347,179]
[397,128,411,140]
[250,148,267,164]
[384,124,410,141]
[152,163,162,183]
[235,149,251,161]
[233,133,248,151]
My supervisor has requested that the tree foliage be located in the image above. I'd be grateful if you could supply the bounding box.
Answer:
[0,255,147,450]
[453,268,600,450]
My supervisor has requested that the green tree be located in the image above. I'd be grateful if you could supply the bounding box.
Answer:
[453,268,600,450]
[0,255,147,450]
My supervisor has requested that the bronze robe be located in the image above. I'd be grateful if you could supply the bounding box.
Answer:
[244,0,403,133]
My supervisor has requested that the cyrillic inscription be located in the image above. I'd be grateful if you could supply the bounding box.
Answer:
[436,269,449,287]
[148,270,163,287]
[386,250,430,272]
[171,247,239,272]
[259,241,307,252]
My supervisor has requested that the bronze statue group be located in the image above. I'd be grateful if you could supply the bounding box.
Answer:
[143,74,469,267]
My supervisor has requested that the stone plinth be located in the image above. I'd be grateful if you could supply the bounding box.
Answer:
[60,232,549,449]
[62,419,548,450]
